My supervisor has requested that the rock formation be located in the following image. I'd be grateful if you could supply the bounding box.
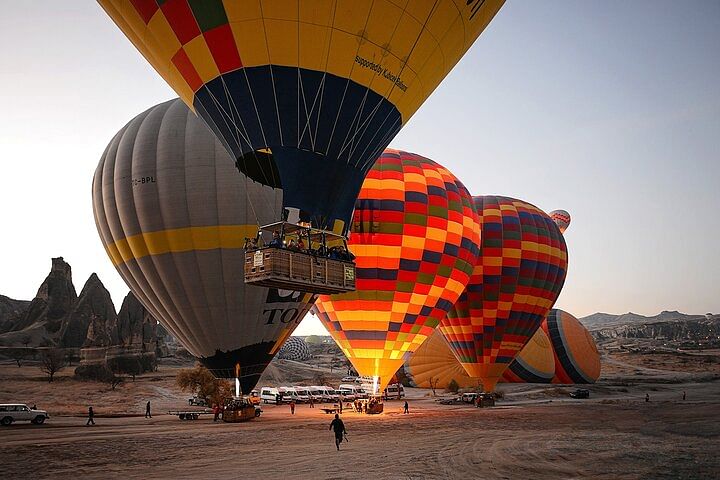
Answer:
[59,273,118,348]
[0,295,30,334]
[12,257,77,334]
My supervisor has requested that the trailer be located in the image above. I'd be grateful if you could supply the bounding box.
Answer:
[167,409,212,420]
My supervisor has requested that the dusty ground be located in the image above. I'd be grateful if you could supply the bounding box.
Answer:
[2,352,720,479]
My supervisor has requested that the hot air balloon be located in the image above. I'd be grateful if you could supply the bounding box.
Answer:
[92,99,317,394]
[312,150,480,393]
[549,209,571,234]
[439,196,568,392]
[542,309,601,384]
[98,0,505,234]
[403,329,476,390]
[501,327,555,383]
[403,327,555,388]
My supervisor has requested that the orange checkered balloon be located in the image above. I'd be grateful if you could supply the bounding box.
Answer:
[440,196,568,392]
[312,150,480,392]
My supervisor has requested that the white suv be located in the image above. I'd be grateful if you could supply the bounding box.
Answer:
[0,404,50,425]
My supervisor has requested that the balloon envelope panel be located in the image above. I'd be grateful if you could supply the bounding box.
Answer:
[98,0,505,232]
[440,196,568,391]
[501,327,555,383]
[543,309,601,384]
[312,150,480,391]
[92,99,316,393]
[403,329,476,389]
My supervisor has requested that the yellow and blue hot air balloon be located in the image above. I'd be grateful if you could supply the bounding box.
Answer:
[98,0,505,233]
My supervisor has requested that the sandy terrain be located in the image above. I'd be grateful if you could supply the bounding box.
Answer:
[2,352,720,479]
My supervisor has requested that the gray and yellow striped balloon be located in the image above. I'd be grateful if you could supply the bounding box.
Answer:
[92,99,317,393]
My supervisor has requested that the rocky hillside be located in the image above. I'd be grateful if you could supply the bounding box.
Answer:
[0,257,160,350]
[592,316,720,344]
[580,311,707,330]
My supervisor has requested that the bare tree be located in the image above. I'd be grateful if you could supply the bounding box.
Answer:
[10,348,29,367]
[428,376,439,396]
[40,348,66,382]
[21,335,32,348]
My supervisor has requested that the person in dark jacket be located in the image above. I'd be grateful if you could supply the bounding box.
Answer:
[404,401,409,414]
[329,414,347,451]
[145,401,152,418]
[86,406,95,426]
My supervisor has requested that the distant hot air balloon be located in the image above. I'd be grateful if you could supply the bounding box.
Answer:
[440,196,568,392]
[312,150,480,393]
[549,210,571,234]
[92,99,317,393]
[98,0,505,233]
[542,309,601,384]
[403,326,555,388]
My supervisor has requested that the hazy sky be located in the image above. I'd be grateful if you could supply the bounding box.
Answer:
[1,1,718,336]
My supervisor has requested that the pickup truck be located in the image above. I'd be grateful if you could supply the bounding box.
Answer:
[0,404,50,425]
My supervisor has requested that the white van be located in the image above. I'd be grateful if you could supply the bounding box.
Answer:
[323,387,340,402]
[293,386,310,403]
[384,383,405,399]
[278,387,300,403]
[260,387,279,404]
[308,386,326,403]
[338,384,362,401]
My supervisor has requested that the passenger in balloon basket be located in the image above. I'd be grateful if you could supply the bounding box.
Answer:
[243,237,258,250]
[269,231,283,248]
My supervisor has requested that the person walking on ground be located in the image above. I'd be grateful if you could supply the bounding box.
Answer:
[309,396,314,409]
[145,401,152,418]
[404,401,409,414]
[86,406,95,426]
[290,400,296,415]
[213,404,220,422]
[682,391,686,401]
[329,414,347,451]
[339,395,343,414]
[645,393,650,402]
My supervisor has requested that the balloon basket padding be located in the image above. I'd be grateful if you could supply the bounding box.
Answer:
[244,247,356,294]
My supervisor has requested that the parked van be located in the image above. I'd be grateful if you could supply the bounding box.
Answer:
[338,384,362,401]
[308,386,327,403]
[278,387,300,403]
[293,386,310,403]
[323,387,340,402]
[384,383,405,399]
[260,387,279,404]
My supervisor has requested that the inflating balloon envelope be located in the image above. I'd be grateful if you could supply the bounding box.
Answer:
[440,196,568,392]
[312,150,480,393]
[98,0,505,234]
[92,99,317,393]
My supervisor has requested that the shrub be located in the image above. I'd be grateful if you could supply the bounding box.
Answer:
[447,379,460,394]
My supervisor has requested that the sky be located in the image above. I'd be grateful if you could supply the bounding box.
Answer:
[0,1,718,337]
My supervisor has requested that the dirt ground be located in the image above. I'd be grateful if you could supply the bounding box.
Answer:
[2,353,720,479]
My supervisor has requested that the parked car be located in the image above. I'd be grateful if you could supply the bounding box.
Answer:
[461,392,479,404]
[260,387,279,404]
[383,383,405,399]
[188,396,207,407]
[341,376,359,383]
[0,404,50,426]
[570,389,590,399]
